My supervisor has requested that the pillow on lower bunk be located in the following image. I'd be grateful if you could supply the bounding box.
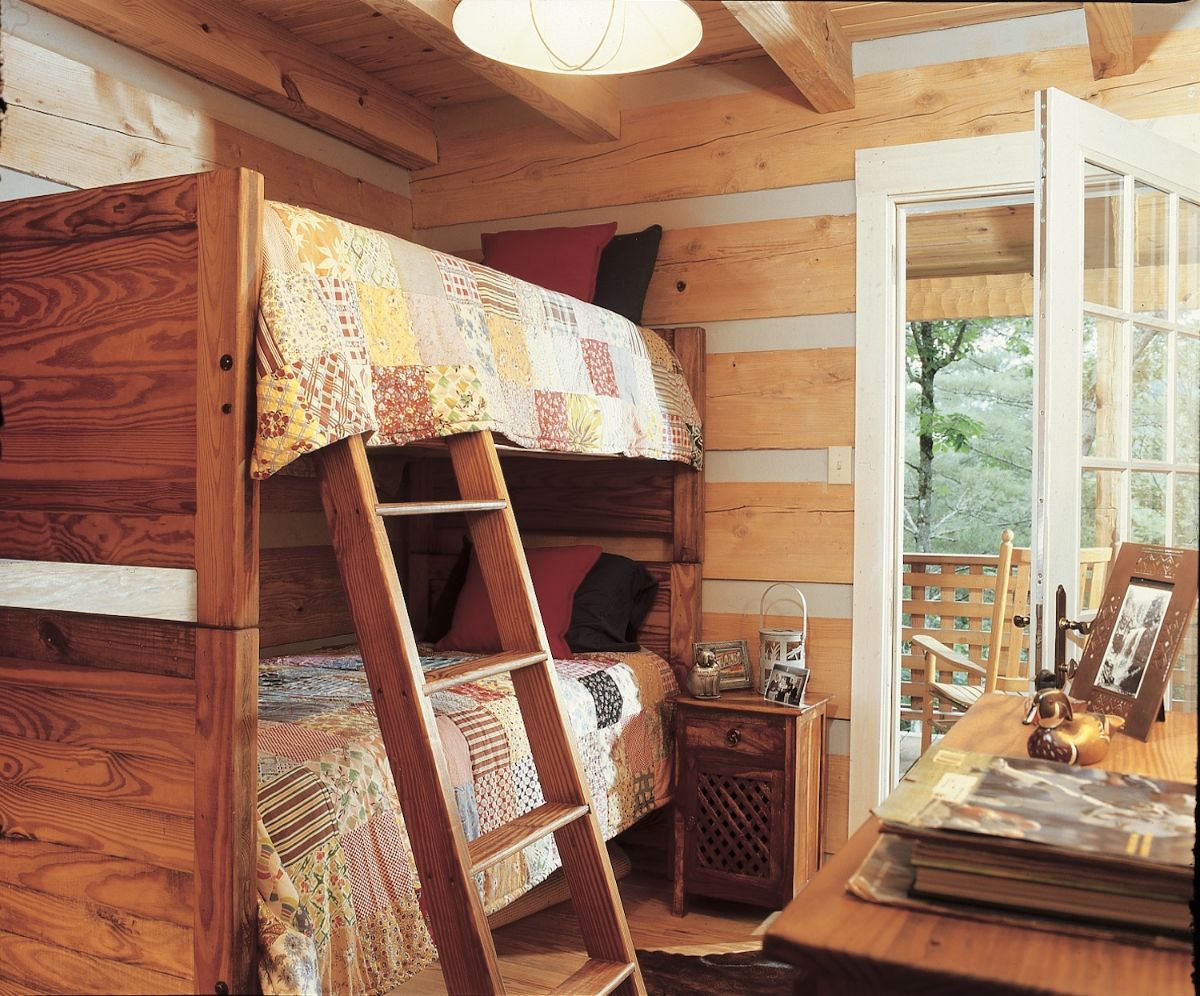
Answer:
[435,544,602,659]
[422,536,473,643]
[566,554,659,652]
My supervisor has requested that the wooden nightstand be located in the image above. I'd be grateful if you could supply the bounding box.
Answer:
[672,690,827,915]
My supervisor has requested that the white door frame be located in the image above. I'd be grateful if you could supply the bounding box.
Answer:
[849,132,1038,830]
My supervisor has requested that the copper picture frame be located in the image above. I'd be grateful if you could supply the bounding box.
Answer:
[694,639,753,690]
[1070,544,1199,741]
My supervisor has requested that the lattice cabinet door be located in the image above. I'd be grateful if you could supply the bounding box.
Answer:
[671,691,827,915]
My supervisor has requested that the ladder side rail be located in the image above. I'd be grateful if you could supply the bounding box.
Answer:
[446,431,645,995]
[315,435,505,995]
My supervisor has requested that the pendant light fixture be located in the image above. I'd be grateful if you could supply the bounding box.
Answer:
[452,0,702,76]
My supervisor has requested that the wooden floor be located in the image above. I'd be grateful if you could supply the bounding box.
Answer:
[399,870,770,995]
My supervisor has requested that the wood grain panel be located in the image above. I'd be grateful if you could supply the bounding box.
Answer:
[193,627,256,996]
[0,230,197,327]
[194,168,261,631]
[0,511,194,567]
[0,173,197,244]
[641,216,853,325]
[411,31,1200,227]
[0,880,192,978]
[0,734,192,815]
[670,328,706,565]
[706,347,854,450]
[824,753,849,852]
[705,483,854,584]
[0,674,195,764]
[702,613,851,719]
[259,544,354,648]
[0,480,196,515]
[1,36,413,238]
[412,456,678,538]
[0,930,190,995]
[1,230,197,294]
[0,781,193,872]
[0,838,192,928]
[0,608,195,679]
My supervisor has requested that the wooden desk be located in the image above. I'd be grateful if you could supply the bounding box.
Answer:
[764,694,1197,995]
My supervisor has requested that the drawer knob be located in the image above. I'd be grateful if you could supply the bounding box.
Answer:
[725,728,741,747]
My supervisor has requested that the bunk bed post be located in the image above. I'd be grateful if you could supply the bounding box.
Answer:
[0,168,262,994]
[665,327,706,677]
[193,168,264,995]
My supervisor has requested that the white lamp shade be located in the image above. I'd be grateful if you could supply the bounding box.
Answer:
[453,0,702,75]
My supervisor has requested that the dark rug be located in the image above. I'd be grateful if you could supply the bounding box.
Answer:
[636,948,801,996]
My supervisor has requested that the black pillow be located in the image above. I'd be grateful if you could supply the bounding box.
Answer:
[422,537,472,643]
[591,224,663,325]
[566,553,659,653]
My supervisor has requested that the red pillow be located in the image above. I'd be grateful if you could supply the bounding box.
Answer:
[481,223,617,302]
[435,545,602,659]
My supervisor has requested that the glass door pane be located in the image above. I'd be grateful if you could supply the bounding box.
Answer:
[1039,88,1200,712]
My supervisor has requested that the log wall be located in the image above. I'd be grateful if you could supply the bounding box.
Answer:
[411,22,1200,853]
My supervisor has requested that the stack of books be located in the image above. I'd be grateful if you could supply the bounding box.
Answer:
[849,746,1195,945]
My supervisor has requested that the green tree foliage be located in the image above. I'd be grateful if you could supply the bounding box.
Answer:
[904,317,1034,553]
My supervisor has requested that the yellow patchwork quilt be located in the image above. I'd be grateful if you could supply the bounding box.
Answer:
[252,203,702,478]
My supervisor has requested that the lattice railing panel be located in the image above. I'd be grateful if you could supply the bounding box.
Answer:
[694,772,772,879]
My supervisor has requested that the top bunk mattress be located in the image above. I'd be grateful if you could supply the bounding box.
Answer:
[252,202,703,478]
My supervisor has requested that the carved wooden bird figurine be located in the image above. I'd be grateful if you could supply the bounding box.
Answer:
[1022,688,1124,766]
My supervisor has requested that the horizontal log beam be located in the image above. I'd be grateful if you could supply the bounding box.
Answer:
[1083,2,1138,79]
[25,0,438,168]
[723,0,854,112]
[367,0,620,142]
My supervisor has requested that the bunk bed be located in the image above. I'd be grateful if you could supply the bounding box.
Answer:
[0,169,705,995]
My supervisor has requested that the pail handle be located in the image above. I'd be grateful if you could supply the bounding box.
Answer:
[759,582,808,639]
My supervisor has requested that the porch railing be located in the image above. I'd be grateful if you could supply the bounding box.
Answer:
[901,549,1197,738]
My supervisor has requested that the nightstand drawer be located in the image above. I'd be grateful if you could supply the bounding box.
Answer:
[686,711,786,758]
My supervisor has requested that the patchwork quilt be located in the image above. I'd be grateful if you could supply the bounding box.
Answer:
[252,202,703,479]
[254,645,678,995]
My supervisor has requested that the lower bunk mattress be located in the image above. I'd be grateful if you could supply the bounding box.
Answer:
[254,645,678,995]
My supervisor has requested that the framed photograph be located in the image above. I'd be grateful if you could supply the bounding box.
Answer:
[762,661,811,709]
[693,640,753,690]
[1071,544,1199,741]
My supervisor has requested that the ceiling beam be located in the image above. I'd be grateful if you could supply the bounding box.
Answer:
[722,1,854,113]
[1082,2,1138,80]
[364,0,620,142]
[26,0,438,168]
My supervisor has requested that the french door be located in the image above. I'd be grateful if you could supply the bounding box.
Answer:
[1035,89,1200,692]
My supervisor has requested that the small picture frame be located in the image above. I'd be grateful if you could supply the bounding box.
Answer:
[762,661,811,709]
[1070,544,1199,741]
[693,640,753,690]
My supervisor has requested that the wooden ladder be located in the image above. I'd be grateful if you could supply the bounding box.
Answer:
[314,430,644,996]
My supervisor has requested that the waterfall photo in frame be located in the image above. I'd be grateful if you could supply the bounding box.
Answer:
[1070,544,1199,740]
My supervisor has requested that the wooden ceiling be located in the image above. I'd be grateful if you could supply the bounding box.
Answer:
[29,1,1134,168]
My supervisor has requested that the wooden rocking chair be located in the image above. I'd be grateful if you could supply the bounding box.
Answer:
[915,529,1032,750]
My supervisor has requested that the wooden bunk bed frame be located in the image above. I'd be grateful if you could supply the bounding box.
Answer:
[0,168,705,994]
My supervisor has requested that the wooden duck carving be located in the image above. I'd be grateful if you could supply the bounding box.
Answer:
[1022,688,1124,766]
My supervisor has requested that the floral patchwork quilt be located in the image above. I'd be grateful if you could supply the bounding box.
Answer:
[252,203,703,479]
[254,645,677,995]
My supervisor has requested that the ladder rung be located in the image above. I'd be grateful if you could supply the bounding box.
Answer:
[467,802,589,876]
[374,499,507,517]
[549,959,636,996]
[423,650,546,695]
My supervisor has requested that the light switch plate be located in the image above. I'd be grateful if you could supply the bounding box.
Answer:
[828,446,853,484]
